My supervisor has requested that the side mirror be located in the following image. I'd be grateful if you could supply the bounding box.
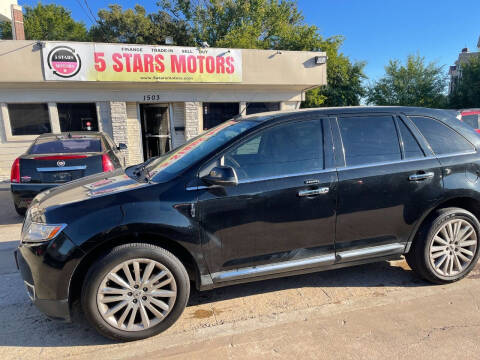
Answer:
[201,166,238,187]
[117,143,127,150]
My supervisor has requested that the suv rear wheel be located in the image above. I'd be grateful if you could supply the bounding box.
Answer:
[406,207,480,284]
[81,243,190,341]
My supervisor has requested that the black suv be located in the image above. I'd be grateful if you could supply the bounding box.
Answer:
[15,107,480,341]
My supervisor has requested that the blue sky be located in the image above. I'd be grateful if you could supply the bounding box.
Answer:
[19,0,480,81]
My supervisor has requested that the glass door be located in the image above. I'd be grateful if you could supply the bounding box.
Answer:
[141,104,171,159]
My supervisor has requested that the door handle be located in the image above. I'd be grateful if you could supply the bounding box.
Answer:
[298,187,329,197]
[409,172,434,181]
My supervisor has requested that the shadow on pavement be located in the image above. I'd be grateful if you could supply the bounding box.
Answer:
[0,259,432,348]
[187,260,427,306]
[0,185,23,226]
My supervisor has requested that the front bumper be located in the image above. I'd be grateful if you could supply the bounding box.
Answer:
[14,234,83,322]
[11,183,58,210]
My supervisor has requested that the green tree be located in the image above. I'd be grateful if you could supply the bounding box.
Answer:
[366,54,448,108]
[0,21,11,39]
[0,3,88,41]
[449,56,480,109]
[159,0,366,106]
[89,4,193,46]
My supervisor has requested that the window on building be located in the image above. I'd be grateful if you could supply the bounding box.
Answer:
[397,118,425,159]
[224,119,324,180]
[8,103,51,136]
[246,102,281,115]
[410,116,475,155]
[57,103,99,132]
[338,116,401,166]
[203,103,239,130]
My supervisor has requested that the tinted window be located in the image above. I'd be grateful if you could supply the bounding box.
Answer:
[338,116,401,166]
[203,103,239,130]
[462,114,479,129]
[57,103,99,132]
[410,116,474,155]
[246,102,281,115]
[8,103,51,136]
[224,119,323,180]
[29,138,102,154]
[397,118,425,159]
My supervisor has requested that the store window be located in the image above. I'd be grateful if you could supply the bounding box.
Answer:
[246,102,280,115]
[8,103,51,136]
[203,103,239,130]
[57,103,99,132]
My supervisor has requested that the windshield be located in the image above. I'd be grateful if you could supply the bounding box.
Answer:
[144,120,258,182]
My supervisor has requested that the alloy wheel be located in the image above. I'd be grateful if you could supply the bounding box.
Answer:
[96,258,177,331]
[429,219,478,277]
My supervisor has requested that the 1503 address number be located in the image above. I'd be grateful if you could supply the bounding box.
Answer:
[143,95,163,101]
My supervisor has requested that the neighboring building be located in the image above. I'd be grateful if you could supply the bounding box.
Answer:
[449,36,480,94]
[0,40,327,179]
[0,0,25,40]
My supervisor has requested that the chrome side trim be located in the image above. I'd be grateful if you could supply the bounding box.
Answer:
[238,168,335,184]
[187,150,477,191]
[36,165,86,172]
[337,150,477,172]
[186,169,336,190]
[212,254,336,282]
[435,150,477,159]
[337,156,435,171]
[336,243,405,262]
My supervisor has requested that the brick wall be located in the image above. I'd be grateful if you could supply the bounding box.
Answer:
[109,101,129,164]
[126,102,143,165]
[11,5,25,41]
[171,102,186,147]
[185,102,201,141]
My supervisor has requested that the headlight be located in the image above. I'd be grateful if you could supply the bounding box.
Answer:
[22,223,67,243]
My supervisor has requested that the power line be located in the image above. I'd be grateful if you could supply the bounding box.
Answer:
[83,0,98,23]
[74,0,96,25]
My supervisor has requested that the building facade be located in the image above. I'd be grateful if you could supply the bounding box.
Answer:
[449,36,480,95]
[0,40,327,179]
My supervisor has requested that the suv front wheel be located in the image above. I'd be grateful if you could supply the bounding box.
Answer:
[406,207,480,284]
[81,243,190,341]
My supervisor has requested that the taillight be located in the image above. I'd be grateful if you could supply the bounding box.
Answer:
[102,154,114,172]
[10,157,20,183]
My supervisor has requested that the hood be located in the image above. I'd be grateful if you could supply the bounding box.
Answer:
[30,168,149,211]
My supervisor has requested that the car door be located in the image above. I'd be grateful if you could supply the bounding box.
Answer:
[197,117,338,281]
[332,113,444,261]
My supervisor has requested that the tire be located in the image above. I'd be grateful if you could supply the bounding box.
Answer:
[14,204,26,217]
[81,243,190,341]
[406,207,480,284]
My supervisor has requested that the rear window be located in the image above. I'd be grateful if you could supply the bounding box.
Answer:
[410,116,475,155]
[29,138,102,154]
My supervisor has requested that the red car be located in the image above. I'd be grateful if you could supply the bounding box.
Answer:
[460,109,480,133]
